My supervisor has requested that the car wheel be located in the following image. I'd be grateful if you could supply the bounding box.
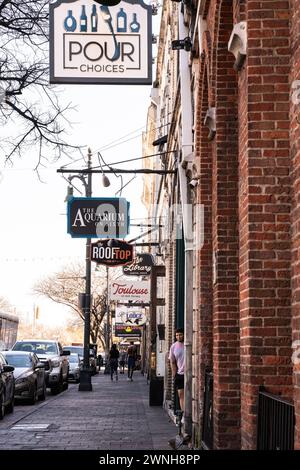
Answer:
[38,382,46,401]
[51,374,63,395]
[0,392,5,420]
[29,384,37,405]
[6,393,14,414]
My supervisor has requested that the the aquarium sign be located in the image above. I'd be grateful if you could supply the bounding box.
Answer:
[50,0,152,84]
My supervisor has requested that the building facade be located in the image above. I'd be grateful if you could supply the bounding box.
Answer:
[142,0,300,450]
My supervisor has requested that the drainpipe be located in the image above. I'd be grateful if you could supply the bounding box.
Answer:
[178,6,194,438]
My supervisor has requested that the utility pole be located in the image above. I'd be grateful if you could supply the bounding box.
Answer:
[79,148,93,391]
[104,266,111,374]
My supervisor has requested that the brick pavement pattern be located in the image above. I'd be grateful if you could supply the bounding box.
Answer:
[0,373,176,450]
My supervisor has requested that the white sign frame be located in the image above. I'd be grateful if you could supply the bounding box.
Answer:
[115,306,146,325]
[49,0,152,84]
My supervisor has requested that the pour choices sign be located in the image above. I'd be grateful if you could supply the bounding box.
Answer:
[50,0,152,84]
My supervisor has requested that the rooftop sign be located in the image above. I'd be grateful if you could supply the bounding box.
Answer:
[49,0,152,84]
[91,239,134,265]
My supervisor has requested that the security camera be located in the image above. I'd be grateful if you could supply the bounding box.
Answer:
[189,178,199,188]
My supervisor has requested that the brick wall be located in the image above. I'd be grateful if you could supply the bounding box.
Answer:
[194,54,213,446]
[238,0,292,449]
[211,0,240,449]
[193,0,294,450]
[290,0,300,450]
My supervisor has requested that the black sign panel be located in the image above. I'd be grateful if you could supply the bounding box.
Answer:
[91,239,134,266]
[114,324,142,337]
[67,197,130,238]
[123,253,154,276]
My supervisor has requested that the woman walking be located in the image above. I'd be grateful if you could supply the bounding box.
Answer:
[109,344,119,381]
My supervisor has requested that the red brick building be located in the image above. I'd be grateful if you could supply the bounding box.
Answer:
[143,0,300,449]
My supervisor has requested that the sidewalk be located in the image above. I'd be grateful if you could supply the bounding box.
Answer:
[0,372,176,450]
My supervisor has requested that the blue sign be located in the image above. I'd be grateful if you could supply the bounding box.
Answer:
[67,197,130,238]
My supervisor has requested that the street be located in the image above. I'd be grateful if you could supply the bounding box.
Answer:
[0,372,176,450]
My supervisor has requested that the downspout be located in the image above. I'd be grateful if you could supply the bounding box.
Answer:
[178,6,194,438]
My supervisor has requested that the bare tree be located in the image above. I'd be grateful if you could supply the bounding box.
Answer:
[33,262,109,349]
[0,295,15,314]
[0,0,79,166]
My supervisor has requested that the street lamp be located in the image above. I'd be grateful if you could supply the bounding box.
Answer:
[65,148,93,392]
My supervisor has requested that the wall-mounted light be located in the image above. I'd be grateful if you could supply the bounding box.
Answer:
[152,4,158,14]
[228,21,247,71]
[64,185,74,202]
[204,107,216,141]
[188,176,200,188]
[171,37,192,52]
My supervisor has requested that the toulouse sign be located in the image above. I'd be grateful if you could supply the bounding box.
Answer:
[49,0,152,84]
[91,239,134,266]
[109,280,150,302]
[67,197,130,238]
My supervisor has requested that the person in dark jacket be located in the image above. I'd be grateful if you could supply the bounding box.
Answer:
[109,344,119,381]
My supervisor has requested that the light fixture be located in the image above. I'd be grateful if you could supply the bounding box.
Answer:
[228,21,247,71]
[204,107,216,141]
[171,37,192,52]
[64,185,73,202]
[102,173,111,187]
[189,177,199,188]
[98,156,111,187]
[152,3,158,15]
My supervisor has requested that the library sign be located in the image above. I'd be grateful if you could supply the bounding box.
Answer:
[49,0,152,84]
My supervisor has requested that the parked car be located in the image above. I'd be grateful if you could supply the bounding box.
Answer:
[12,340,70,395]
[0,352,15,419]
[63,345,97,375]
[68,353,81,383]
[2,351,46,404]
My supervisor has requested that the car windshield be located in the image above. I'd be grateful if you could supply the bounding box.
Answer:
[3,354,32,368]
[13,342,57,355]
[69,354,79,363]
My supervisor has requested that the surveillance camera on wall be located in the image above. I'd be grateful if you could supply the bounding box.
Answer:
[189,178,199,188]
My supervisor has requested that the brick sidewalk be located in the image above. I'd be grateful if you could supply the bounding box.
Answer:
[0,372,176,450]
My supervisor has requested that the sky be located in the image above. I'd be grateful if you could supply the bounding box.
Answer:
[0,0,161,330]
[0,82,153,327]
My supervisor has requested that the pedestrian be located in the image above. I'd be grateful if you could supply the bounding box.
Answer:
[109,344,119,381]
[127,341,137,381]
[119,350,126,374]
[169,328,185,413]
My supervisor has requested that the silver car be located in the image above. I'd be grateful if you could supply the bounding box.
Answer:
[3,351,46,404]
[68,353,81,383]
[12,340,70,395]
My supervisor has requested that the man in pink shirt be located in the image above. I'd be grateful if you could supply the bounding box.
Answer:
[169,328,184,411]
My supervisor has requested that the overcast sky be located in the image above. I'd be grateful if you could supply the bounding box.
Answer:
[0,83,152,326]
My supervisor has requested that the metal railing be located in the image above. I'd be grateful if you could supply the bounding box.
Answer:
[201,370,213,449]
[257,387,295,450]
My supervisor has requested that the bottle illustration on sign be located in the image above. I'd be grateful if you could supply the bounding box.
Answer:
[130,13,140,33]
[116,8,127,33]
[80,5,88,32]
[63,10,77,32]
[91,4,98,32]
